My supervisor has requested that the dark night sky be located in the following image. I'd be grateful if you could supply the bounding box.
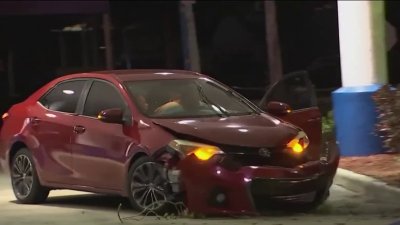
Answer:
[0,1,398,113]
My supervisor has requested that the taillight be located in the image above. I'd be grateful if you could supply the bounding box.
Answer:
[2,112,9,120]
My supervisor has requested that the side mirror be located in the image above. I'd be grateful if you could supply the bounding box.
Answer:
[98,108,124,124]
[264,101,292,116]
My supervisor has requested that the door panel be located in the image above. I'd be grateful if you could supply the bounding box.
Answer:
[70,116,133,190]
[32,79,87,184]
[29,105,75,184]
[70,79,136,190]
[260,71,322,160]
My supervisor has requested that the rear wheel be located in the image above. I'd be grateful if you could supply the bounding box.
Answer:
[127,156,172,214]
[11,148,49,204]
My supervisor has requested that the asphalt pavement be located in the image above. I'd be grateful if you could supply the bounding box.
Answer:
[0,173,399,225]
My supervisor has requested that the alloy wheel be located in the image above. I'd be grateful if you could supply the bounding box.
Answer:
[130,162,168,211]
[11,155,34,199]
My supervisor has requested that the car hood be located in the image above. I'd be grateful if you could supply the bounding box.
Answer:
[152,114,300,148]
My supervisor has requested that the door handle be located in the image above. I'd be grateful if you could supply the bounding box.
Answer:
[73,125,86,134]
[31,117,41,126]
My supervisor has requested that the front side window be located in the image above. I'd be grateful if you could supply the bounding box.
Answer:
[125,78,259,118]
[261,72,317,110]
[83,80,126,117]
[39,80,86,113]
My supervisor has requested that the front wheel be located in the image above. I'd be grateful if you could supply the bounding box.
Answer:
[11,148,49,204]
[127,156,173,214]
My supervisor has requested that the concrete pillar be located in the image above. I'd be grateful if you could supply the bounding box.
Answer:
[338,1,387,87]
[333,1,388,156]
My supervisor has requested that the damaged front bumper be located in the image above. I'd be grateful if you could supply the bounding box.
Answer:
[175,146,339,215]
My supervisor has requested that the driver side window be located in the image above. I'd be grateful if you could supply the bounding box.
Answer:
[83,80,127,118]
[261,71,317,111]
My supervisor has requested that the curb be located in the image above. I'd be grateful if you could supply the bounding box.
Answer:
[334,168,400,203]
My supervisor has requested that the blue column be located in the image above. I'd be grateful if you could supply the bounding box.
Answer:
[332,85,383,156]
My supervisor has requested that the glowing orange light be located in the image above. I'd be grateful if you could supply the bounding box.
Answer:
[287,139,304,154]
[2,113,9,120]
[292,143,304,153]
[193,147,220,161]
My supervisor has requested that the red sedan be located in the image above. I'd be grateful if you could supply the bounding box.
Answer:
[0,70,339,215]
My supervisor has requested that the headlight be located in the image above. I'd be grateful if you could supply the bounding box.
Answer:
[168,140,224,161]
[286,131,309,154]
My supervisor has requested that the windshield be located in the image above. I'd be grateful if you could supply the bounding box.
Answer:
[125,78,259,118]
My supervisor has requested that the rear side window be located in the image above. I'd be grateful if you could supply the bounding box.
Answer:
[39,80,86,113]
[83,81,126,117]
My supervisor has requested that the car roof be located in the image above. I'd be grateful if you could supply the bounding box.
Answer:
[63,69,206,82]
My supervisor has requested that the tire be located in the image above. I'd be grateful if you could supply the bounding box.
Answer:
[127,156,173,214]
[10,148,49,204]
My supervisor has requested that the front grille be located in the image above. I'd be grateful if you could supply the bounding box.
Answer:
[218,145,308,169]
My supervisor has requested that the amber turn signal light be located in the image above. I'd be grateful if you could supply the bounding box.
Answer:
[193,147,221,161]
[287,138,305,154]
[168,140,224,161]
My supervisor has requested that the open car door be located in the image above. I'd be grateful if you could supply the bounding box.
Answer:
[259,71,322,159]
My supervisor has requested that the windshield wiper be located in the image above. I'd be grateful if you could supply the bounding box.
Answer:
[196,85,229,117]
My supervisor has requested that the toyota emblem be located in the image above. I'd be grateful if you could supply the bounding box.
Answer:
[259,148,271,157]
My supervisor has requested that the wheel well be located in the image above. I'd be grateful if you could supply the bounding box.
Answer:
[128,152,148,170]
[9,142,27,167]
